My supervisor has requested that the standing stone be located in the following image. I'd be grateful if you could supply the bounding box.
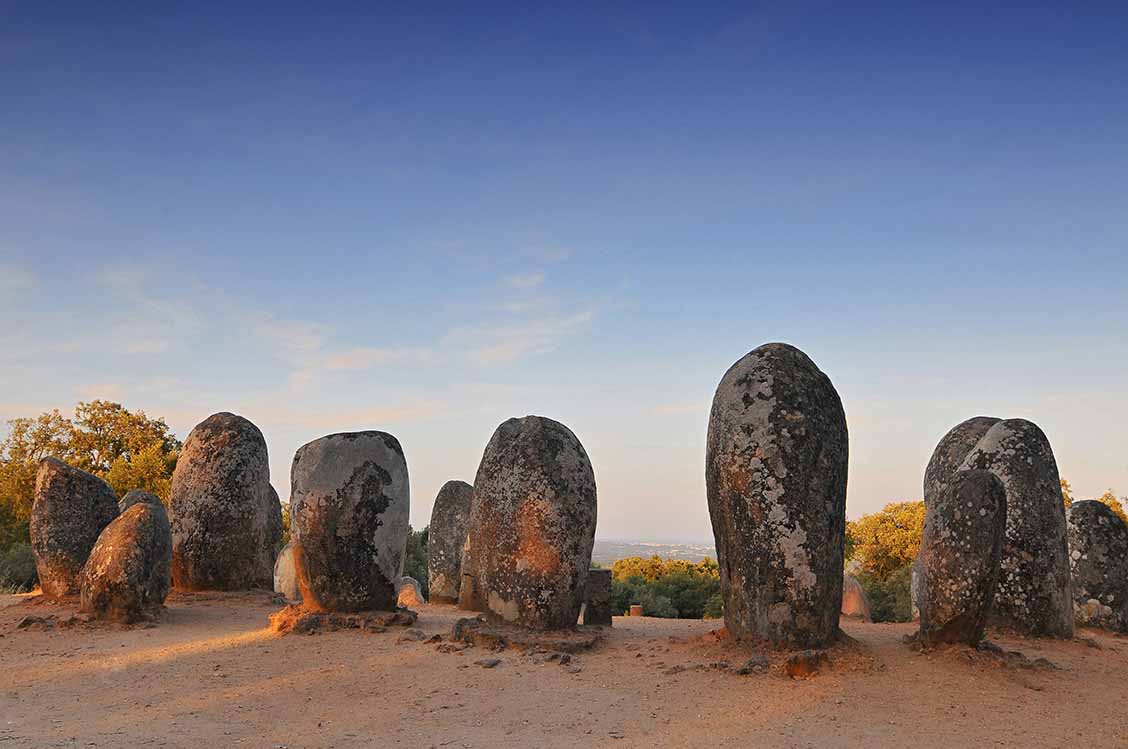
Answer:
[119,489,163,513]
[169,413,282,590]
[958,419,1073,637]
[1066,501,1128,632]
[273,541,301,603]
[457,536,478,611]
[290,432,410,612]
[427,480,474,603]
[460,416,597,629]
[80,501,172,622]
[396,576,425,607]
[583,568,613,626]
[266,485,284,557]
[918,470,1007,644]
[706,343,848,648]
[841,575,872,621]
[29,458,119,597]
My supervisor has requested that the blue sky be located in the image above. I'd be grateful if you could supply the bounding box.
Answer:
[2,2,1126,540]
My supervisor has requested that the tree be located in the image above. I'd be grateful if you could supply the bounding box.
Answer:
[1061,478,1074,508]
[0,410,72,544]
[1094,490,1128,525]
[846,501,925,623]
[0,401,182,549]
[845,501,925,580]
[69,401,180,498]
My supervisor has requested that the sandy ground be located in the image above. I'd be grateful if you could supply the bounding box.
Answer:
[2,591,1127,748]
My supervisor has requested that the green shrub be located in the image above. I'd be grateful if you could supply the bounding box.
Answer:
[855,563,913,622]
[634,588,678,618]
[0,543,37,592]
[609,568,715,619]
[611,577,642,615]
[703,593,724,619]
[650,569,719,619]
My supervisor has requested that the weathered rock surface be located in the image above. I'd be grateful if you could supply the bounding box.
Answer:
[266,484,283,561]
[29,458,120,597]
[583,568,613,626]
[458,537,478,611]
[706,343,848,648]
[918,469,1006,644]
[451,616,603,652]
[841,574,872,621]
[291,431,410,613]
[80,501,172,622]
[923,416,1000,507]
[910,556,922,621]
[169,413,282,590]
[269,605,416,635]
[785,649,829,679]
[118,489,162,513]
[427,480,474,603]
[958,419,1073,637]
[1066,501,1128,632]
[397,576,425,607]
[273,541,301,602]
[459,416,597,629]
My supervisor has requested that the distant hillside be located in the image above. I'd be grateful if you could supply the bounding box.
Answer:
[592,540,717,566]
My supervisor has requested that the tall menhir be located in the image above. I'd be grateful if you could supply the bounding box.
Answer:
[706,343,848,648]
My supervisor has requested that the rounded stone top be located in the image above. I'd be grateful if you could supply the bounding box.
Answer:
[718,342,820,378]
[430,480,473,526]
[711,342,842,407]
[483,416,593,478]
[187,412,267,449]
[35,456,117,501]
[438,479,473,495]
[38,455,83,477]
[292,430,405,465]
[960,418,1054,468]
[924,416,1000,498]
[1068,499,1126,529]
[119,490,163,513]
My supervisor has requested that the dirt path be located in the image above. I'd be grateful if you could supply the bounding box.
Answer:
[1,593,1126,747]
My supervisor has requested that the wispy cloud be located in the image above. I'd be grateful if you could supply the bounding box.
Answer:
[90,262,209,355]
[497,297,552,314]
[505,271,545,289]
[94,264,152,290]
[253,316,326,360]
[104,320,174,354]
[323,346,435,371]
[536,247,572,263]
[0,265,39,292]
[446,308,596,364]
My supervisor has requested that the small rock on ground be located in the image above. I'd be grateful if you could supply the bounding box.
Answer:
[785,649,829,679]
[738,655,771,675]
